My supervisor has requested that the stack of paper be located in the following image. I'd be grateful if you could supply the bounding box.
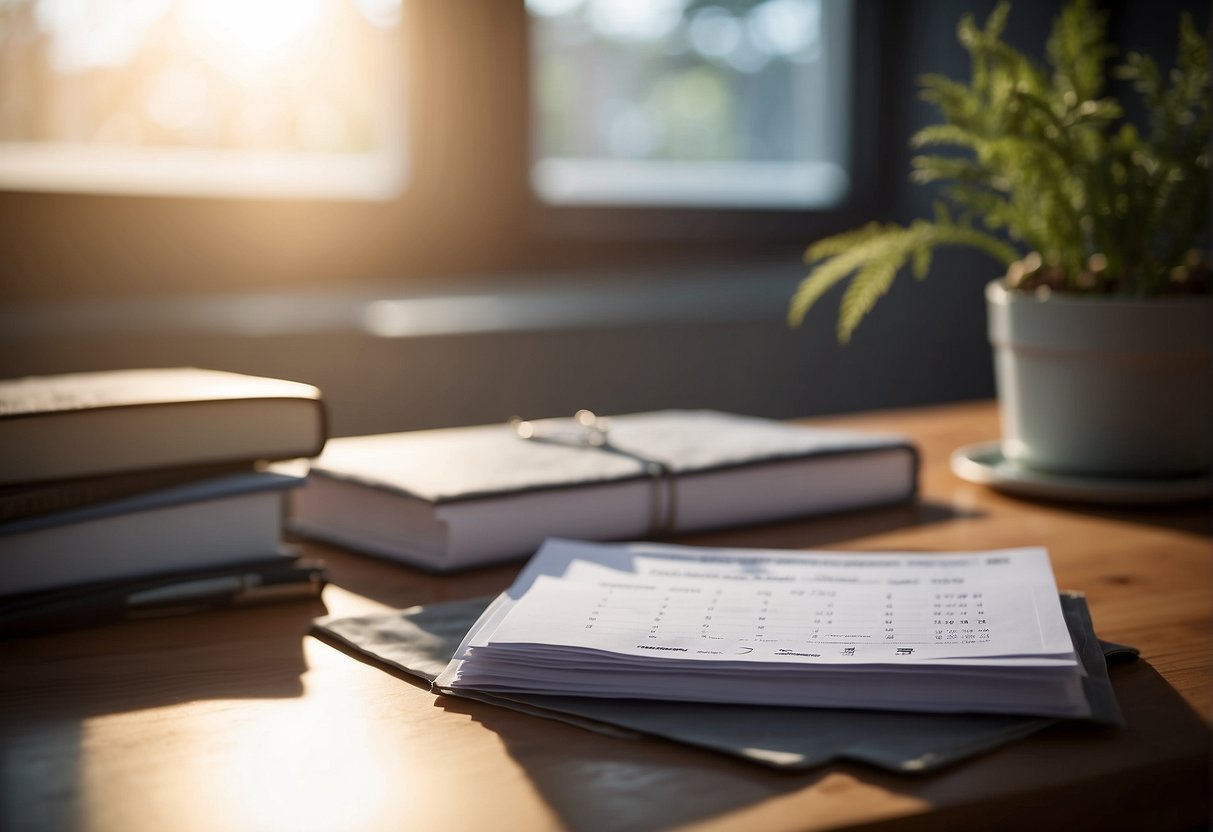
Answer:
[435,540,1092,718]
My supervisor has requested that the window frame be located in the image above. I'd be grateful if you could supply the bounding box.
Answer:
[0,0,890,301]
[519,0,886,254]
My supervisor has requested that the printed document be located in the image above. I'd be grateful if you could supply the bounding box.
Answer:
[436,539,1089,717]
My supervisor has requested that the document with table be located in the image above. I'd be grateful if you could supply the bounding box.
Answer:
[435,539,1094,718]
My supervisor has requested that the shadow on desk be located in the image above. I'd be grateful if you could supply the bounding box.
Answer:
[0,599,324,832]
[976,487,1212,538]
[436,692,829,831]
[1043,498,1211,537]
[433,658,1210,832]
[0,598,323,717]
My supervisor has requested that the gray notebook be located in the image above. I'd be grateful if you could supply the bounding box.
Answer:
[313,592,1133,773]
[289,411,918,571]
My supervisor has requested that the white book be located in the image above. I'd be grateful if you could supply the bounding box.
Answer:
[435,540,1091,719]
[0,368,327,486]
[0,470,302,596]
[288,410,918,572]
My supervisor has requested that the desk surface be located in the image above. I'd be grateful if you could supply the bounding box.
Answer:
[1,401,1209,832]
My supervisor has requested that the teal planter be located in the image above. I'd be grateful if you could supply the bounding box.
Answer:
[986,281,1212,477]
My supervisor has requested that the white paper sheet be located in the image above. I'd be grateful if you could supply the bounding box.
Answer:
[460,539,1075,664]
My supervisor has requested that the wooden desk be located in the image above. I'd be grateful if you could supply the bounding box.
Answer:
[1,401,1209,832]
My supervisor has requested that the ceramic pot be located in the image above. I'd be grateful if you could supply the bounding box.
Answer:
[985,280,1212,477]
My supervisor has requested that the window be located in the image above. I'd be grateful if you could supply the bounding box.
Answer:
[0,1,874,298]
[0,0,407,200]
[528,0,853,209]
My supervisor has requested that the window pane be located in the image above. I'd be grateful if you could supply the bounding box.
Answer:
[528,0,852,209]
[0,0,407,200]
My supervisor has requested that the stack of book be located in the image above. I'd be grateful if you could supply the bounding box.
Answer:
[0,368,329,635]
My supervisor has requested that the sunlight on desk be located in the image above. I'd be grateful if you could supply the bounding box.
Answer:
[702,773,932,832]
[75,647,402,832]
[218,699,392,832]
[320,584,398,619]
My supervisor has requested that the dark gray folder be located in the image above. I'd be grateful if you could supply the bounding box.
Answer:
[313,592,1132,773]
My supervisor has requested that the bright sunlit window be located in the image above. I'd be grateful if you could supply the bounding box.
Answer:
[528,0,853,209]
[0,0,407,200]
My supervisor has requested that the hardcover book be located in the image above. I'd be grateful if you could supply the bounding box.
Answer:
[288,410,918,571]
[0,368,327,486]
[0,463,252,524]
[0,470,304,596]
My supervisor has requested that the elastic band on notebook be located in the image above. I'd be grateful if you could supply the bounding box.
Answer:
[510,411,678,536]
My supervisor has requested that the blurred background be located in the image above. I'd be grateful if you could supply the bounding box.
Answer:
[0,0,1202,436]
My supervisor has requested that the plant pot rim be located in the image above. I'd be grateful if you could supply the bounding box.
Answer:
[987,277,1211,354]
[985,279,1213,309]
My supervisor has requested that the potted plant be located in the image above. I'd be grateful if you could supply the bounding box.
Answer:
[789,0,1210,483]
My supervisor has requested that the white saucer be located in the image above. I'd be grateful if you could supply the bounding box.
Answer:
[950,441,1212,505]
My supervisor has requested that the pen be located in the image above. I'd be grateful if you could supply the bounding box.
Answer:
[0,558,328,637]
[127,561,327,614]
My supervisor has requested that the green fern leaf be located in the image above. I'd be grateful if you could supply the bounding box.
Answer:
[910,124,976,149]
[803,222,885,263]
[790,232,897,326]
[940,224,1021,265]
[911,155,991,185]
[911,243,933,280]
[1046,0,1112,102]
[838,257,901,343]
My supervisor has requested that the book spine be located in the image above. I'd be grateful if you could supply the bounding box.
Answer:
[0,463,255,525]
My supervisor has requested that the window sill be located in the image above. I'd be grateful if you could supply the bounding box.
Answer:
[1,260,804,340]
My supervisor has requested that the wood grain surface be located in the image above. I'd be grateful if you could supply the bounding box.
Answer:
[1,401,1208,832]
